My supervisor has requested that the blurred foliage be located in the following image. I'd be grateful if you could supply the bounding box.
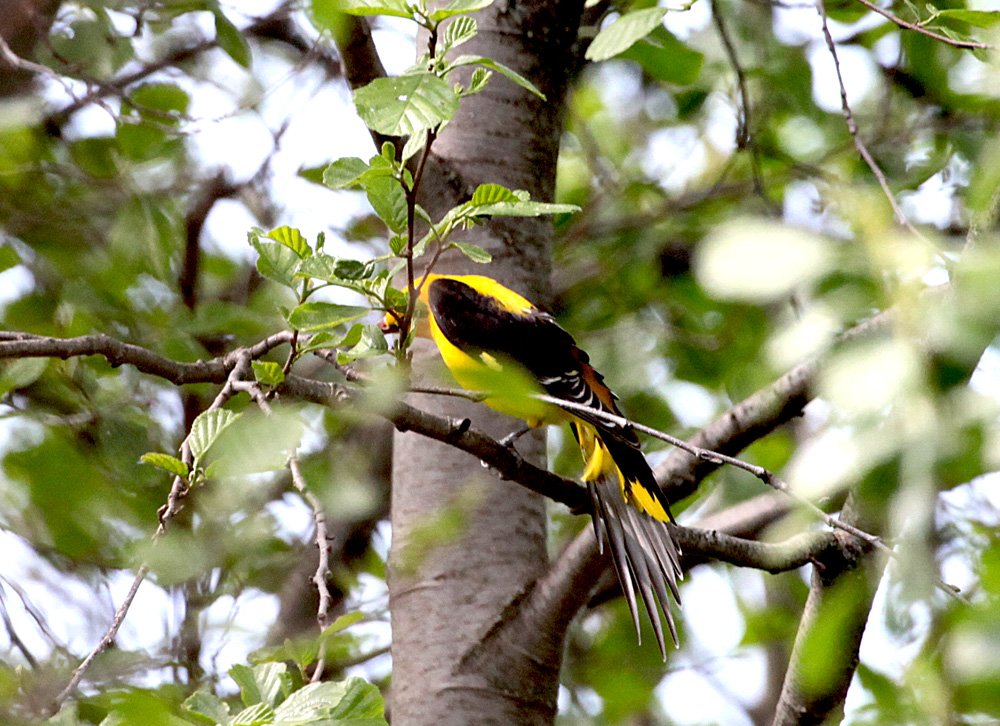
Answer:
[0,0,999,724]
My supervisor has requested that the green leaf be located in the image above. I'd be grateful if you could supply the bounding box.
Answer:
[337,259,373,279]
[0,357,47,396]
[465,66,492,96]
[0,245,20,274]
[322,611,365,636]
[251,361,285,386]
[184,690,231,725]
[296,255,374,288]
[287,302,370,332]
[230,702,273,726]
[139,453,190,479]
[331,0,413,17]
[934,9,1000,28]
[249,232,300,289]
[452,241,492,263]
[185,409,242,465]
[585,7,667,61]
[447,55,544,98]
[470,183,521,205]
[401,128,427,163]
[323,157,370,188]
[441,15,477,51]
[230,662,292,709]
[209,408,306,477]
[267,226,311,258]
[272,679,386,722]
[214,11,252,68]
[250,636,319,671]
[620,27,703,85]
[308,0,348,33]
[471,200,580,217]
[353,73,459,136]
[338,324,388,363]
[428,0,493,22]
[366,176,408,233]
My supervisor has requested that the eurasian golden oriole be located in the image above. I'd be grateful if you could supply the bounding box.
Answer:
[381,273,682,655]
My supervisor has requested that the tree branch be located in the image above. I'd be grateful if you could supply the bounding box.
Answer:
[771,491,888,726]
[852,0,995,51]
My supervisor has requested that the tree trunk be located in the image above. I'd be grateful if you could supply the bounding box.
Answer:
[387,3,583,724]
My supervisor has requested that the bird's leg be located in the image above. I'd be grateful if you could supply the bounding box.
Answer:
[479,425,532,478]
[498,424,532,449]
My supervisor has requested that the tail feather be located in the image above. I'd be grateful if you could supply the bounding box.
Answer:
[589,478,643,637]
[590,473,683,657]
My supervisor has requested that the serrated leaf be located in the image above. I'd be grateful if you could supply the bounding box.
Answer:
[140,453,190,479]
[230,662,291,709]
[447,55,544,98]
[452,241,492,263]
[585,7,667,61]
[470,183,519,205]
[185,409,242,465]
[466,66,492,95]
[323,157,370,188]
[354,73,459,136]
[271,678,386,722]
[287,302,370,332]
[184,691,231,725]
[214,10,252,68]
[230,702,273,726]
[251,361,285,386]
[366,176,408,233]
[472,200,580,217]
[267,226,311,258]
[338,324,388,363]
[331,0,413,17]
[441,15,477,52]
[249,234,300,289]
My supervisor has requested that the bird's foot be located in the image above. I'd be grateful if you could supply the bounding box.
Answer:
[498,424,532,450]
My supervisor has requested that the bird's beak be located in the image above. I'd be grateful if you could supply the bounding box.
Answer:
[378,312,401,334]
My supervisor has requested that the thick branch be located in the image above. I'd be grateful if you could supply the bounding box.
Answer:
[0,330,587,511]
[771,492,888,726]
[654,307,892,502]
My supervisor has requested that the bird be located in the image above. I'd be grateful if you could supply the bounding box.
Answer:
[380,273,682,656]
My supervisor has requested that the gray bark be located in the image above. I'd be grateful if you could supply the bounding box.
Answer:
[387,3,584,724]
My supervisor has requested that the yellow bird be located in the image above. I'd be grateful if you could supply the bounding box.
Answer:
[382,273,682,655]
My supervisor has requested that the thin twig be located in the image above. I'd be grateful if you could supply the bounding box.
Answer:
[817,1,922,237]
[49,348,284,713]
[852,0,995,51]
[51,564,149,712]
[709,0,776,212]
[288,456,333,682]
